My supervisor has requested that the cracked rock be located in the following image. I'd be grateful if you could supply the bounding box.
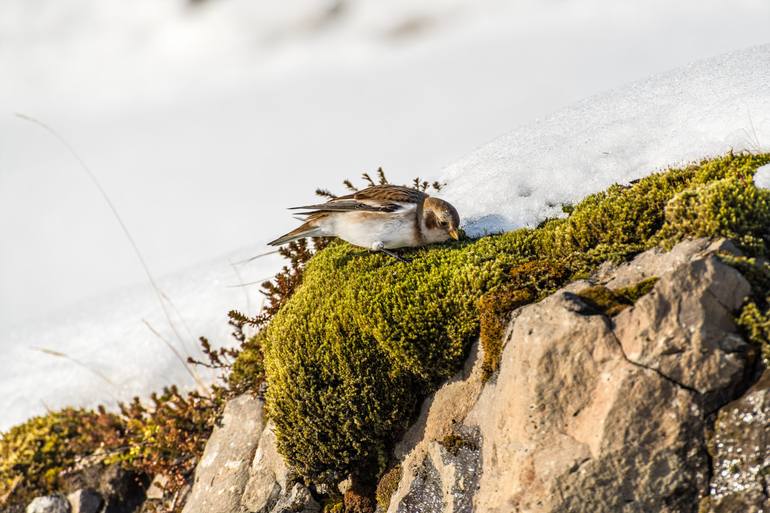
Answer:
[183,394,265,513]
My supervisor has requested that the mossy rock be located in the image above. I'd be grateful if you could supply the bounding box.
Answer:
[240,152,770,486]
[0,409,121,507]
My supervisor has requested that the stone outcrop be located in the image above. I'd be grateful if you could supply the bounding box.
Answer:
[183,394,264,513]
[182,396,318,513]
[385,238,765,513]
[181,238,768,513]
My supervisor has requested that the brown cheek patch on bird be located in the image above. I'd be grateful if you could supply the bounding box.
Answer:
[423,210,439,230]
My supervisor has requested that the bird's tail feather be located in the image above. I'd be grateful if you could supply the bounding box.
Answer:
[268,222,324,246]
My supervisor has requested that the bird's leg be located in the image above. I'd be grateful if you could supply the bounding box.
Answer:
[381,248,412,264]
[371,241,412,264]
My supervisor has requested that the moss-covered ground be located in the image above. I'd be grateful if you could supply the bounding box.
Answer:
[3,152,770,510]
[252,152,770,485]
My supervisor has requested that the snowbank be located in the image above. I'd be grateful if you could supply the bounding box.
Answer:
[441,44,770,236]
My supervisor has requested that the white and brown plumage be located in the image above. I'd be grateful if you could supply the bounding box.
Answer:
[268,185,460,260]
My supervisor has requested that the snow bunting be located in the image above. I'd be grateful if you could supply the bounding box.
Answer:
[268,184,460,261]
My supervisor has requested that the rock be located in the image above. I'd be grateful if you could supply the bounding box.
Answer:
[469,289,709,512]
[386,341,486,513]
[26,496,70,513]
[394,426,481,513]
[183,394,265,513]
[614,253,752,409]
[269,483,319,513]
[66,490,102,513]
[705,369,770,513]
[241,421,289,513]
[386,238,759,513]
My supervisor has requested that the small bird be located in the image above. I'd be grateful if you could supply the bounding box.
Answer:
[268,184,460,262]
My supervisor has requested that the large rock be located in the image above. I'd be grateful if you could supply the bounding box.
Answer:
[613,252,751,408]
[183,394,265,513]
[387,238,760,513]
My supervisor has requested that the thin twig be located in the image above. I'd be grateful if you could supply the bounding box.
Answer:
[224,275,276,288]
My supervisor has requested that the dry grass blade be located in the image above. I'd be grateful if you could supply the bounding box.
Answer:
[31,347,118,397]
[16,113,194,361]
[142,319,209,395]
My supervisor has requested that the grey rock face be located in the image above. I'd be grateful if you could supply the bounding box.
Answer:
[613,253,751,409]
[705,370,770,513]
[183,394,265,513]
[241,422,290,513]
[395,427,481,513]
[26,496,70,513]
[66,490,102,513]
[388,238,761,513]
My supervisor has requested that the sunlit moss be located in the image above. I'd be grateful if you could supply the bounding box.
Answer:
[0,408,122,507]
[251,152,770,485]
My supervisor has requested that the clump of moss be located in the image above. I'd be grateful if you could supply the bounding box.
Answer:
[0,408,123,507]
[659,177,770,254]
[254,152,770,487]
[575,277,659,317]
[438,432,478,457]
[375,465,402,511]
[719,255,770,366]
[619,276,659,302]
[478,259,573,380]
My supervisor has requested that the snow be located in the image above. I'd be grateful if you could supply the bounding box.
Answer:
[2,0,770,431]
[441,45,770,236]
[0,246,282,430]
[754,164,770,189]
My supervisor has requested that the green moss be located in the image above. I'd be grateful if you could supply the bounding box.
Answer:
[618,277,659,302]
[659,177,770,254]
[717,254,770,366]
[575,285,634,316]
[374,465,402,511]
[238,152,770,485]
[575,277,660,317]
[0,408,121,507]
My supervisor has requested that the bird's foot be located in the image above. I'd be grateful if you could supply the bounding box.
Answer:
[370,241,411,263]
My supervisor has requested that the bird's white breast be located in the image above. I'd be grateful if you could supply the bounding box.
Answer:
[323,205,419,249]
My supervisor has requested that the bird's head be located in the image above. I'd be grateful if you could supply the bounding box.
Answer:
[423,197,461,242]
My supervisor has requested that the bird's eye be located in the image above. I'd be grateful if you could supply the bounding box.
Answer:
[439,220,448,227]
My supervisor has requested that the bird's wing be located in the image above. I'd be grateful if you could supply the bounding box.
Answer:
[290,185,426,214]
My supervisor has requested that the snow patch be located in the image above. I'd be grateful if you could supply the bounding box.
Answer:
[753,164,770,189]
[441,45,770,236]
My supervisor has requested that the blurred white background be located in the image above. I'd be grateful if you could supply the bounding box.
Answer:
[1,0,769,428]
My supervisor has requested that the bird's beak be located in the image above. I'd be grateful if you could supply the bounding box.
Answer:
[448,228,460,240]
